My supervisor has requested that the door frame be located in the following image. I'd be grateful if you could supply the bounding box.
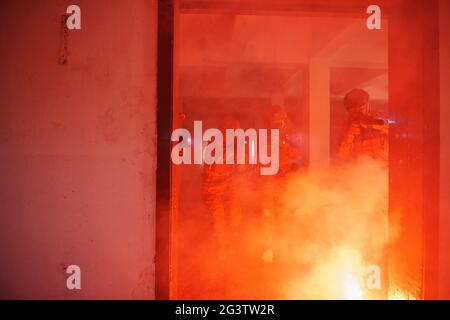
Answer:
[155,0,440,299]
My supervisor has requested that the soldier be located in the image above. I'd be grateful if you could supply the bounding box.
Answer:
[259,106,302,263]
[338,89,389,298]
[338,89,388,163]
[201,116,246,261]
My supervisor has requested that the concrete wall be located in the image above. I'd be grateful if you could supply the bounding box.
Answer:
[440,0,450,299]
[0,0,157,299]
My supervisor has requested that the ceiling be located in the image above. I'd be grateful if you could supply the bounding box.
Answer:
[179,13,388,100]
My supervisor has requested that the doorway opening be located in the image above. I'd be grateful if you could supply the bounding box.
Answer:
[156,0,440,300]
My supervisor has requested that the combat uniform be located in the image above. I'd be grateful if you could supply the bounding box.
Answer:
[338,120,388,162]
[259,107,302,263]
[201,117,245,260]
[338,89,388,163]
[338,89,389,299]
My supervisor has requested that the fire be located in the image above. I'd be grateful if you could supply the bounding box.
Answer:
[388,288,414,300]
[285,247,366,299]
[342,272,364,300]
[332,248,365,300]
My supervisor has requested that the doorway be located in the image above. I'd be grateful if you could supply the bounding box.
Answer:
[156,0,440,300]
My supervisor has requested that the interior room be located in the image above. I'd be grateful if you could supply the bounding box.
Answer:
[0,0,449,300]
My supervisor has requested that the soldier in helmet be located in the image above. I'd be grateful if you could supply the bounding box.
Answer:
[202,116,246,261]
[338,89,388,163]
[259,106,302,263]
[338,89,389,298]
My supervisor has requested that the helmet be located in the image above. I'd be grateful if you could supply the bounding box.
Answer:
[344,89,370,111]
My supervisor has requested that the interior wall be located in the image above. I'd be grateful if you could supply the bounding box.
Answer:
[0,0,157,299]
[439,0,450,300]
